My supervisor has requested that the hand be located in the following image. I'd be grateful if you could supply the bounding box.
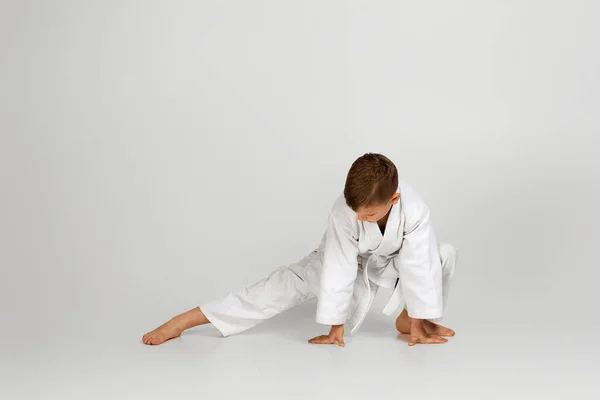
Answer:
[408,319,448,346]
[308,324,345,347]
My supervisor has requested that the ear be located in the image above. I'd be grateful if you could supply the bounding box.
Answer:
[390,192,400,204]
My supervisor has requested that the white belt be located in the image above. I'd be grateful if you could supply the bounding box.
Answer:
[348,257,403,334]
[382,283,403,315]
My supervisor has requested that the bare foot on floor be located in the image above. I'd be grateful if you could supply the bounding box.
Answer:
[142,308,210,345]
[395,309,455,337]
[142,319,184,345]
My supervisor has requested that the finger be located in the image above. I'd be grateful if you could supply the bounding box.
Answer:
[428,322,455,337]
[308,336,323,343]
[409,336,420,346]
[434,328,455,337]
[337,339,345,347]
[425,334,448,344]
[314,338,334,344]
[434,334,448,343]
[439,329,455,337]
[309,335,333,344]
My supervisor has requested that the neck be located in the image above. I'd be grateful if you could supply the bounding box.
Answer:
[378,206,392,227]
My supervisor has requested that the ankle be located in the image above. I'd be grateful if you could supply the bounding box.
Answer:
[170,316,188,332]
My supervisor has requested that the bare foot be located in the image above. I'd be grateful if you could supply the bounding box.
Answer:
[142,319,184,345]
[142,307,210,346]
[395,309,455,337]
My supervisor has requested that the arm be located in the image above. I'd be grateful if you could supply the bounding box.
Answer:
[308,210,359,346]
[395,205,443,320]
[316,210,360,325]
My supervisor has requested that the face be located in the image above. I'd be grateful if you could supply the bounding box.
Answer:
[355,193,400,223]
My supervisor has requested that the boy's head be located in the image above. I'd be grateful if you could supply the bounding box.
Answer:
[344,153,400,222]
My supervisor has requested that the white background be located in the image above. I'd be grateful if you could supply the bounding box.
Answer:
[1,1,599,399]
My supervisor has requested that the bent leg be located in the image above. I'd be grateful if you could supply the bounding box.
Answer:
[438,243,457,311]
[396,243,458,334]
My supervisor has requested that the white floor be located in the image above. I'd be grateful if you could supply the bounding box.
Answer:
[3,295,598,400]
[2,2,600,398]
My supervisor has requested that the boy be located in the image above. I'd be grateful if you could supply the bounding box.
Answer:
[143,153,457,347]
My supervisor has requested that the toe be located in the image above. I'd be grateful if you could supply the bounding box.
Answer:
[437,327,455,336]
[425,321,455,337]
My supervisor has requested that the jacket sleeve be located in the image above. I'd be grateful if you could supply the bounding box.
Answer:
[315,210,359,325]
[395,205,443,319]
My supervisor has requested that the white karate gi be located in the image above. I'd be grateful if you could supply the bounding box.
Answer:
[201,182,457,337]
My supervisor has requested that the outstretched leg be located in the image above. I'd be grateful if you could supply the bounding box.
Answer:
[143,307,209,345]
[201,263,316,337]
[142,261,317,345]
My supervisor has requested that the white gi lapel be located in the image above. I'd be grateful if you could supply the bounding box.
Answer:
[348,200,405,334]
[348,182,444,332]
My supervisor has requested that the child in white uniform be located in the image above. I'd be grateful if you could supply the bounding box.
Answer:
[143,153,457,347]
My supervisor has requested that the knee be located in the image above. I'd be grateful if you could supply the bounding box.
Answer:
[439,243,457,260]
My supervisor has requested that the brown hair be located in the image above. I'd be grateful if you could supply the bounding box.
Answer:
[344,153,398,210]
